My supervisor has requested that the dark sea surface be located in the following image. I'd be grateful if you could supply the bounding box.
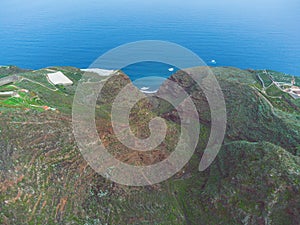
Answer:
[1,0,300,90]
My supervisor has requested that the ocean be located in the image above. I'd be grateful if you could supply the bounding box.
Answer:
[1,0,300,91]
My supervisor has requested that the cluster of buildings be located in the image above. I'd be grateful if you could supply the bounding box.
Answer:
[282,76,300,99]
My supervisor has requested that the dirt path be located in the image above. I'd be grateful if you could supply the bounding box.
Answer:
[19,77,58,92]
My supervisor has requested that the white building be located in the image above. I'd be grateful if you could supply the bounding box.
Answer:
[81,68,115,76]
[47,72,73,86]
[0,91,15,97]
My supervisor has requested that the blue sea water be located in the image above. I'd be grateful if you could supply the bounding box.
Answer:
[1,0,300,90]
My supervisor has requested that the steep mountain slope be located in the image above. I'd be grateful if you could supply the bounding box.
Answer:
[0,66,299,224]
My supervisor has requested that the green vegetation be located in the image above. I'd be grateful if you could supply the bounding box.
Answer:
[266,84,283,97]
[256,70,273,87]
[0,66,299,224]
[0,85,18,92]
[0,65,30,78]
[1,92,44,110]
[269,70,300,86]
